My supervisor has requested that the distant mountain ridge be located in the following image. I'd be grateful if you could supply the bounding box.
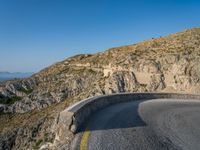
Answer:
[0,72,33,81]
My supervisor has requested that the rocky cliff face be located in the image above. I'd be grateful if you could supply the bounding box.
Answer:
[1,27,200,149]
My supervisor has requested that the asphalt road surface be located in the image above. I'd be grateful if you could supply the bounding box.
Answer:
[71,99,200,150]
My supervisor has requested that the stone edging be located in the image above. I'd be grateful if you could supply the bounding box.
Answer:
[54,92,200,145]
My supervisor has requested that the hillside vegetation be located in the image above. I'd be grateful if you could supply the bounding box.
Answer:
[1,27,200,149]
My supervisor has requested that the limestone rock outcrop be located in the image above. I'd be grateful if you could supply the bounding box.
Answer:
[1,27,200,149]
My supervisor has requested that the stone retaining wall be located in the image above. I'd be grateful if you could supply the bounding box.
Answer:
[54,92,200,146]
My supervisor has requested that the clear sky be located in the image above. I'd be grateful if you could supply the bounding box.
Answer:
[0,0,200,72]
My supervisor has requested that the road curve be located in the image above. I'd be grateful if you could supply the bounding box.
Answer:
[71,99,200,150]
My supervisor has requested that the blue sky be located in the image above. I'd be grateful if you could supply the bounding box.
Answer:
[0,0,200,72]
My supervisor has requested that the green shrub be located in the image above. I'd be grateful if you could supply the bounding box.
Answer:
[19,88,33,94]
[0,96,22,105]
[33,139,43,149]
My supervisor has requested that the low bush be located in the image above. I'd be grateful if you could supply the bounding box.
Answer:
[0,96,22,105]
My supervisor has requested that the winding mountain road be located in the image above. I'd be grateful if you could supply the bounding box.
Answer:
[71,99,200,150]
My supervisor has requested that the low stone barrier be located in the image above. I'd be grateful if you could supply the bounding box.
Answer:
[55,92,200,143]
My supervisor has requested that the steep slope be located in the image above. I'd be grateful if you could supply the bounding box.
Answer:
[1,27,200,149]
[1,27,200,113]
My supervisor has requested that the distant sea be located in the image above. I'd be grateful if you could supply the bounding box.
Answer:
[0,72,33,82]
[0,77,13,81]
[0,77,19,82]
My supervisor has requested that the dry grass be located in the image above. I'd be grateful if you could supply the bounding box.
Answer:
[0,97,79,134]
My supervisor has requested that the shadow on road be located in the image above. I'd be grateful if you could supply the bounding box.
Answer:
[79,100,147,132]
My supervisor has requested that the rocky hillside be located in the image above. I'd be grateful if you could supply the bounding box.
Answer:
[1,27,200,149]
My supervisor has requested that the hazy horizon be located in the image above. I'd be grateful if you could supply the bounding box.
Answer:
[1,0,200,72]
[0,72,33,81]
